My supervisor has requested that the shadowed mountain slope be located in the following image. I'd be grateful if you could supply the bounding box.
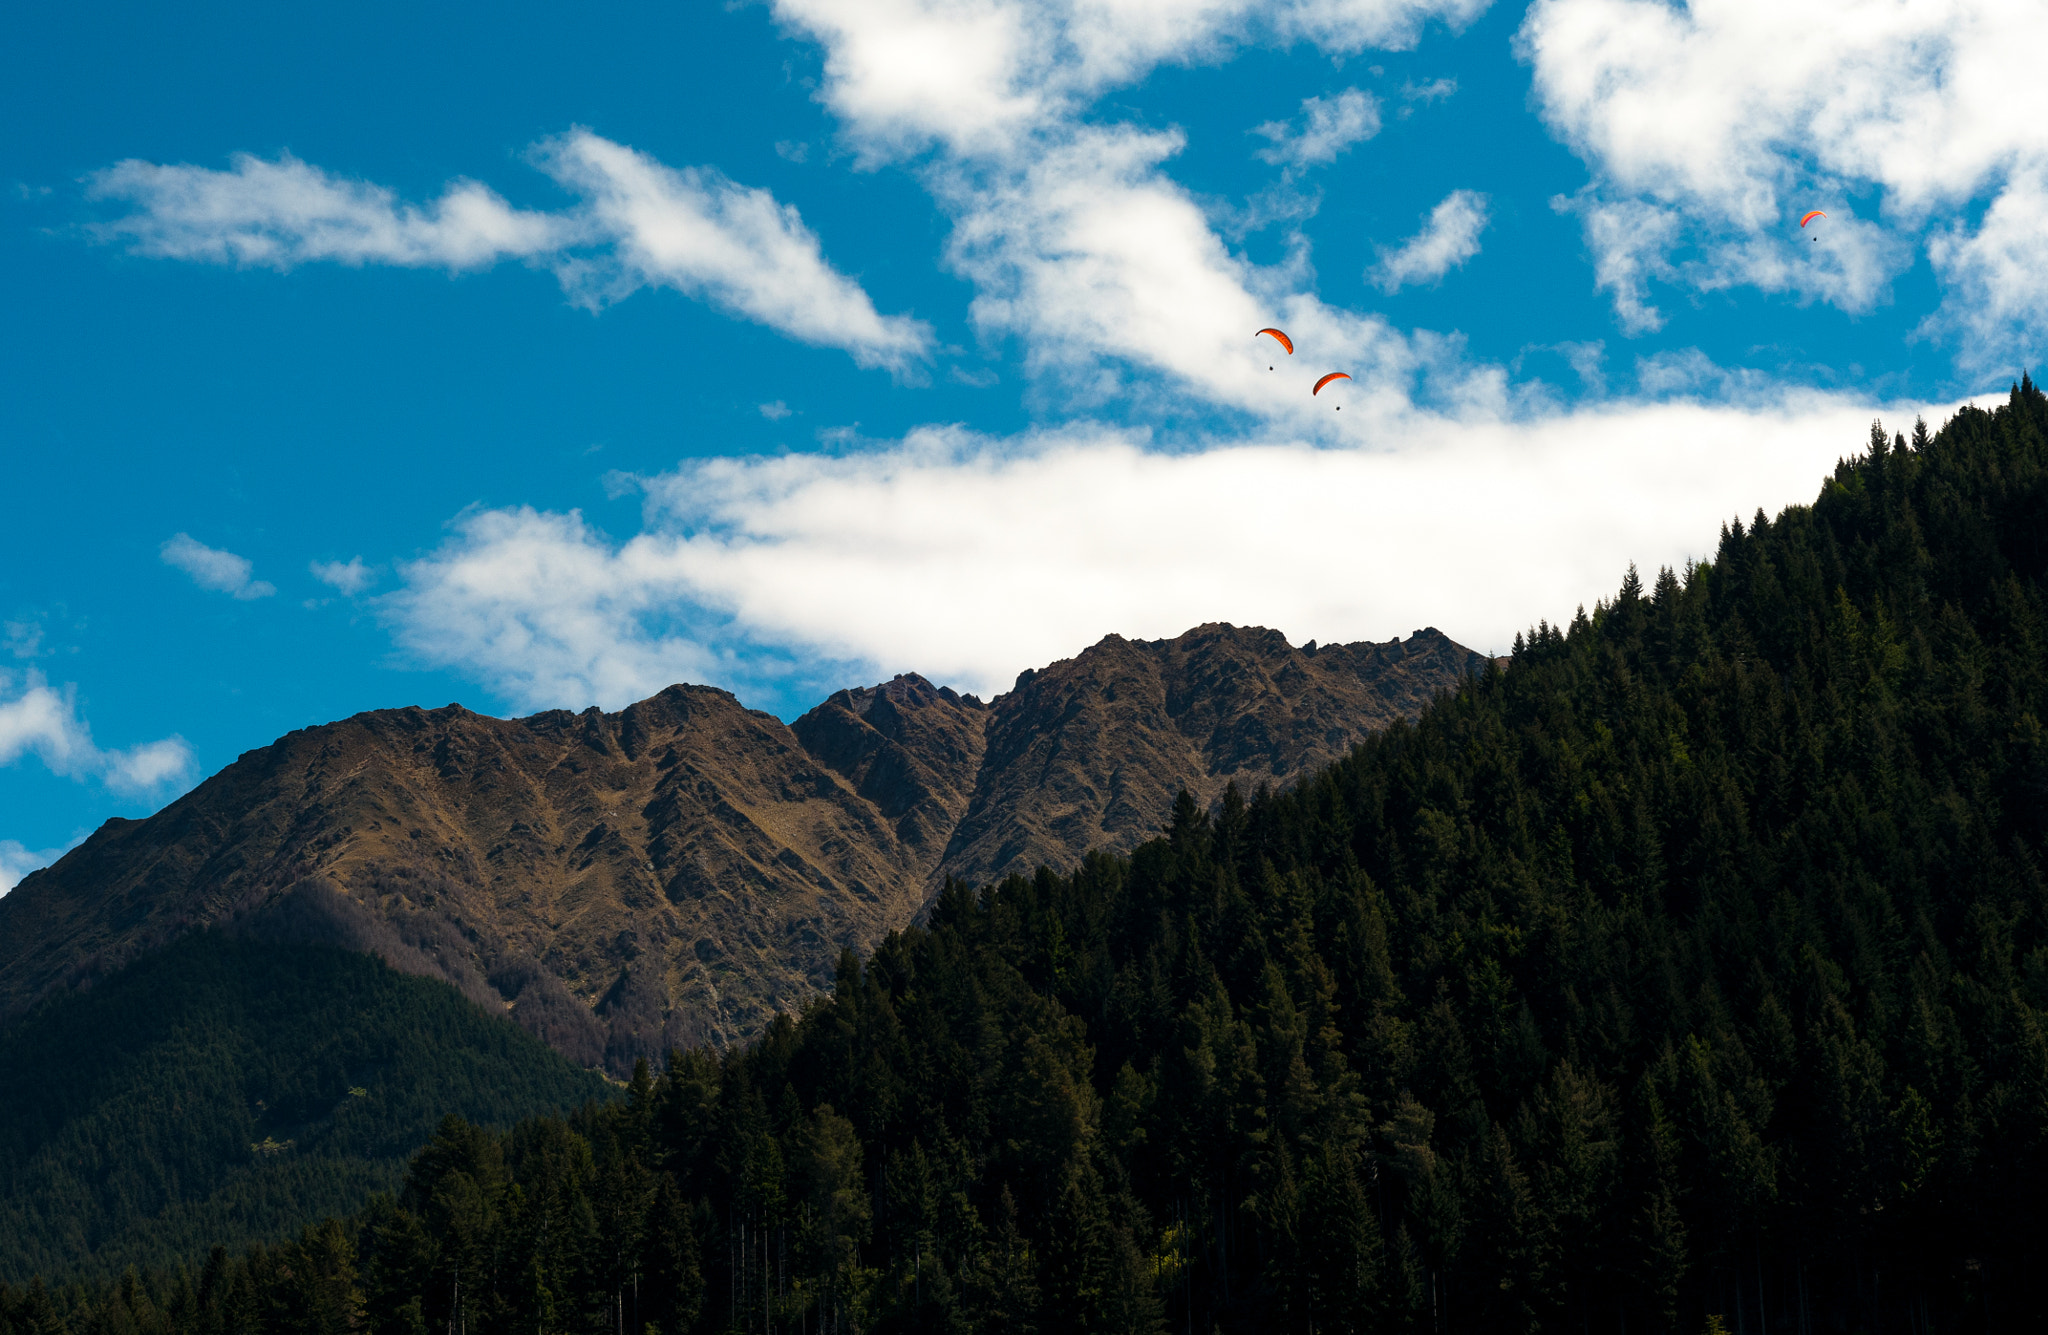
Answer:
[0,929,604,1284]
[0,624,1487,1066]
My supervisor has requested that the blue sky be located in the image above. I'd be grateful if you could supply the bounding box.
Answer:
[5,0,2044,886]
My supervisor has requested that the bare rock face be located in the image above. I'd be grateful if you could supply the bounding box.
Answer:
[935,624,1492,889]
[791,674,988,860]
[0,625,1489,1069]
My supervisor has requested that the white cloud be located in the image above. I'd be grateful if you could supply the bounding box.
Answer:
[1922,167,2048,372]
[1553,194,1677,335]
[536,132,930,372]
[0,673,96,776]
[1552,340,1606,393]
[382,392,1960,711]
[763,0,1488,420]
[0,838,80,896]
[0,669,197,798]
[1254,89,1382,174]
[1633,347,1773,398]
[88,132,931,375]
[774,0,1488,161]
[1372,189,1489,292]
[161,533,276,600]
[88,152,568,269]
[1519,0,2048,364]
[311,556,376,596]
[89,0,1485,414]
[103,739,195,793]
[1402,77,1457,103]
[384,508,726,712]
[759,400,794,420]
[937,124,1443,425]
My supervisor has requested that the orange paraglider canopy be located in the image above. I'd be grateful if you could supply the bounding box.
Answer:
[1799,210,1827,228]
[1313,371,1351,395]
[1256,328,1295,355]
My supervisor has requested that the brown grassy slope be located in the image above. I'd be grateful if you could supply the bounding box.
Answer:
[935,624,1492,887]
[0,624,1487,1068]
[0,685,956,1056]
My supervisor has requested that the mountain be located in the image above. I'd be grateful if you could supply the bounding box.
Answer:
[0,623,1489,1068]
[936,624,1487,888]
[28,386,2048,1331]
[0,928,605,1283]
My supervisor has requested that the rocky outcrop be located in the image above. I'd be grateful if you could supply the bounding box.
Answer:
[935,625,1491,888]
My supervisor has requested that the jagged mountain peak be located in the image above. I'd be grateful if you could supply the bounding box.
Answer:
[1,622,1490,1072]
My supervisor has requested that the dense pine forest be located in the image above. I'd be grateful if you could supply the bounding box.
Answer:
[9,381,2048,1333]
[0,933,605,1283]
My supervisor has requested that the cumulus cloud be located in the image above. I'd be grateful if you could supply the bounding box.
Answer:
[381,392,1960,711]
[87,131,931,374]
[0,669,197,799]
[1254,89,1382,174]
[161,533,276,600]
[1519,0,2048,364]
[311,556,376,595]
[1372,189,1489,292]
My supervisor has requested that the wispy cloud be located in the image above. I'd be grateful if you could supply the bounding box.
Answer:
[0,669,197,799]
[311,556,376,596]
[1550,194,1679,335]
[1921,167,2048,371]
[535,133,932,372]
[1253,89,1382,175]
[161,533,275,600]
[1372,189,1490,292]
[87,131,933,375]
[87,153,567,269]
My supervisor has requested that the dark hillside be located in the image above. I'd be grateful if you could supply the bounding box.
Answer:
[0,930,606,1284]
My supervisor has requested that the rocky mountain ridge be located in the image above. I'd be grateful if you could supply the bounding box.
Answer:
[0,623,1491,1068]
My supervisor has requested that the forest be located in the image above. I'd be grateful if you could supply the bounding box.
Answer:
[0,932,603,1282]
[7,380,2048,1333]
